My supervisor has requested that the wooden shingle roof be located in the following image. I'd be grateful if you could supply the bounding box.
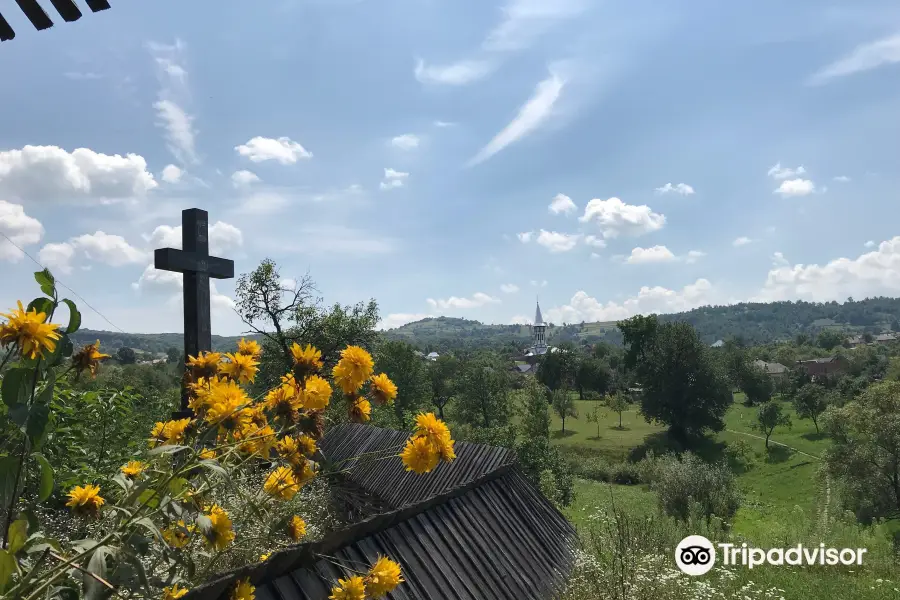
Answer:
[0,0,110,42]
[182,426,576,600]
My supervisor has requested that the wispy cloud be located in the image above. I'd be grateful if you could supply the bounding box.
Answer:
[148,40,198,165]
[808,32,900,85]
[414,59,495,85]
[468,67,566,166]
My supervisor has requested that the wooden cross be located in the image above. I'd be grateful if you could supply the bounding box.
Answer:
[154,208,234,416]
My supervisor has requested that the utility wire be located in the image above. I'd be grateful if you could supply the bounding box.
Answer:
[0,231,127,333]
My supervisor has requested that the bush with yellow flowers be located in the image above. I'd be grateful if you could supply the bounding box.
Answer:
[0,270,454,600]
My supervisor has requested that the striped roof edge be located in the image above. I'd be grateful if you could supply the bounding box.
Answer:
[1,0,110,42]
[319,423,517,508]
[182,464,578,600]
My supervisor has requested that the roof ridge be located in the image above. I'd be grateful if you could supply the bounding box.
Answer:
[182,462,517,600]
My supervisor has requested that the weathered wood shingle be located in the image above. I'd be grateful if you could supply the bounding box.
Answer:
[0,0,110,42]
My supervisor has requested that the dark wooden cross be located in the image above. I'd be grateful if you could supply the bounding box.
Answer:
[154,208,234,417]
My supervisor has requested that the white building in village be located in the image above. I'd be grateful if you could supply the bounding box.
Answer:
[523,300,558,359]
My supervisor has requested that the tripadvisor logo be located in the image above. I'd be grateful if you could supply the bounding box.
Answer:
[675,536,868,575]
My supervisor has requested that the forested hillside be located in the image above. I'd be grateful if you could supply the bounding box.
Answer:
[69,297,900,355]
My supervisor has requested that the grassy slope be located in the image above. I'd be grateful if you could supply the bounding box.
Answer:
[551,397,899,599]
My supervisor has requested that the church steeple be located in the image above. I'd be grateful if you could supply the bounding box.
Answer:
[532,299,547,351]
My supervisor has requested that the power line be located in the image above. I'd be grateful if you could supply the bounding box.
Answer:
[0,231,127,334]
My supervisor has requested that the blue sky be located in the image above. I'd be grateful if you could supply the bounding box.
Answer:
[2,0,900,335]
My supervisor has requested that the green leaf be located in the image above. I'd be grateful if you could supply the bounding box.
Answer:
[0,550,14,592]
[26,379,54,448]
[0,456,20,510]
[26,297,53,318]
[34,269,55,297]
[47,333,73,367]
[7,517,27,554]
[167,477,190,498]
[84,546,111,600]
[60,299,81,334]
[136,489,159,509]
[198,459,228,478]
[147,444,190,456]
[1,367,31,409]
[194,515,213,538]
[33,453,54,502]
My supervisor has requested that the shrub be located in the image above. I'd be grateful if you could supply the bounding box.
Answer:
[609,461,643,485]
[643,452,741,522]
[568,456,612,482]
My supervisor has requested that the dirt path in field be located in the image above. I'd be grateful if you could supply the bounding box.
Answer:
[725,429,821,460]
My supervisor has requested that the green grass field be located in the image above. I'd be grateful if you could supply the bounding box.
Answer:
[545,394,899,599]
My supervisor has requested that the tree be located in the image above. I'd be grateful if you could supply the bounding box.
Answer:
[823,381,900,520]
[585,402,603,438]
[574,357,612,399]
[535,347,578,391]
[374,340,431,427]
[454,355,512,429]
[606,392,628,429]
[551,388,577,433]
[754,401,791,448]
[892,319,900,333]
[520,378,551,440]
[817,329,844,351]
[515,379,574,505]
[792,383,829,433]
[618,314,659,371]
[740,364,774,406]
[116,346,136,365]
[166,346,181,364]
[428,354,460,420]
[619,318,731,440]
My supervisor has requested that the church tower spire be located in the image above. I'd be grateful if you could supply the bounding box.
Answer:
[532,299,547,352]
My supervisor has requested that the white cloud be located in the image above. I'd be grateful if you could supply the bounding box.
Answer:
[626,245,677,264]
[772,251,789,267]
[654,182,695,196]
[426,292,500,310]
[468,68,565,165]
[161,164,183,184]
[414,59,494,85]
[38,243,75,274]
[530,279,548,287]
[500,284,520,294]
[808,33,900,85]
[132,264,234,311]
[590,252,601,260]
[834,175,851,183]
[548,193,577,215]
[71,231,148,266]
[535,229,580,253]
[685,250,706,264]
[517,231,534,243]
[774,178,816,197]
[0,201,43,261]
[144,221,244,256]
[864,240,876,248]
[434,120,456,128]
[147,40,197,165]
[0,145,158,203]
[583,235,606,248]
[379,313,430,330]
[733,236,753,247]
[391,134,420,150]
[235,136,312,164]
[483,0,588,52]
[755,237,900,302]
[380,168,409,191]
[231,170,260,188]
[767,163,806,180]
[579,197,666,238]
[546,278,716,324]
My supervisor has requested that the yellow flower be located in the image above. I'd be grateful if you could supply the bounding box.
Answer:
[292,458,317,487]
[259,552,271,561]
[120,460,146,479]
[188,351,222,379]
[414,412,456,463]
[0,300,61,360]
[205,380,252,431]
[149,418,193,447]
[332,346,374,395]
[236,424,277,457]
[65,484,105,517]
[188,376,222,415]
[231,578,255,600]
[264,384,303,423]
[71,340,110,378]
[399,435,440,475]
[162,521,194,549]
[348,397,371,423]
[369,373,398,405]
[237,337,262,358]
[329,576,366,600]
[264,466,301,501]
[303,375,332,410]
[162,584,189,600]
[290,343,323,374]
[198,448,217,461]
[287,515,307,541]
[246,404,269,428]
[365,556,404,598]
[218,352,259,384]
[296,434,317,457]
[203,505,235,551]
[275,436,302,466]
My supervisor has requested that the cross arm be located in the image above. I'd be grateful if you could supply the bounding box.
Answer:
[154,248,234,279]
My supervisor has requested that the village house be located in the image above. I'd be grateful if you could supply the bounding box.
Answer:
[753,359,789,381]
[796,356,849,378]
